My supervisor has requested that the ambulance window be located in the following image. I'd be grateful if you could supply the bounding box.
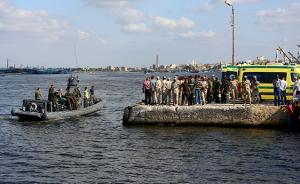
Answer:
[243,72,286,83]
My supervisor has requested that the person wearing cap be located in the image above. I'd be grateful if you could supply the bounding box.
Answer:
[48,84,57,111]
[201,76,208,105]
[89,86,97,104]
[181,78,190,105]
[161,76,167,105]
[279,76,287,105]
[178,77,184,105]
[230,76,238,105]
[293,76,300,98]
[213,77,221,103]
[155,76,162,105]
[166,77,172,105]
[207,76,213,104]
[194,76,202,105]
[221,76,230,104]
[143,77,151,105]
[150,76,157,105]
[172,76,181,106]
[273,75,281,106]
[242,75,251,105]
[251,76,261,104]
[188,76,195,105]
[83,87,90,108]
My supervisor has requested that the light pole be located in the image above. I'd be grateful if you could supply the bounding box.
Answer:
[225,1,235,66]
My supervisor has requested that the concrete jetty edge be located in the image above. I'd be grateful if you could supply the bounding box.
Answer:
[123,104,288,127]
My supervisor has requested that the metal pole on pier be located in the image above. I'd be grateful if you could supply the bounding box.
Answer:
[225,1,235,66]
[156,55,159,72]
[297,45,300,60]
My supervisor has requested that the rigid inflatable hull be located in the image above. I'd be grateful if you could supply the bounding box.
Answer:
[13,102,102,121]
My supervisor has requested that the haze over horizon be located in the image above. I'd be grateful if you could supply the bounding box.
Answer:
[0,0,299,68]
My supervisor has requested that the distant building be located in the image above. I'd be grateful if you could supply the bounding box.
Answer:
[107,65,115,71]
[121,66,128,72]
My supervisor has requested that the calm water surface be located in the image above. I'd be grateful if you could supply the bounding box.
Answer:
[0,72,299,183]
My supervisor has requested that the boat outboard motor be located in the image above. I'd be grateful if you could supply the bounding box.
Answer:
[11,109,16,116]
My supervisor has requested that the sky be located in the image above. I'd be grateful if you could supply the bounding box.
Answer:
[0,0,299,68]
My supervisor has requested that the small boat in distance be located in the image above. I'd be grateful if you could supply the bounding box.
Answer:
[11,76,102,121]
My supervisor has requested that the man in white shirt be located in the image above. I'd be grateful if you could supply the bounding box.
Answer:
[293,76,300,98]
[280,77,287,105]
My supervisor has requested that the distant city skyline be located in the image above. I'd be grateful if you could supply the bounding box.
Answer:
[0,0,299,68]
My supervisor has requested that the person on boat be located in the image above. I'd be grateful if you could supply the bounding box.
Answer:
[242,76,251,105]
[56,88,63,98]
[90,86,96,104]
[48,84,58,111]
[143,77,151,105]
[230,76,238,105]
[273,75,281,106]
[83,87,90,108]
[65,87,76,110]
[35,88,43,101]
[279,77,287,105]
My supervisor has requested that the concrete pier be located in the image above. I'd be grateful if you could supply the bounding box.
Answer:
[123,104,288,127]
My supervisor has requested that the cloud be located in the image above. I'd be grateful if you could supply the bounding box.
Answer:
[97,37,108,44]
[78,30,90,39]
[178,17,195,29]
[122,8,144,23]
[193,0,264,12]
[123,23,150,33]
[154,16,177,29]
[181,31,216,39]
[257,2,300,25]
[84,0,128,8]
[77,29,108,44]
[84,0,150,34]
[0,0,68,42]
[154,16,195,30]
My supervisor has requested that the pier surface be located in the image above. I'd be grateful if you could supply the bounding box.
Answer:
[123,104,288,127]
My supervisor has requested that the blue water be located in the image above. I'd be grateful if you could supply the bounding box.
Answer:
[0,73,299,183]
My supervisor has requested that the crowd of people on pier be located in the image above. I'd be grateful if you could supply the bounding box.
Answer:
[142,74,299,106]
[142,75,260,106]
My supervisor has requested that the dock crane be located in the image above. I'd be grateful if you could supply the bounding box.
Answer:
[276,46,300,64]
